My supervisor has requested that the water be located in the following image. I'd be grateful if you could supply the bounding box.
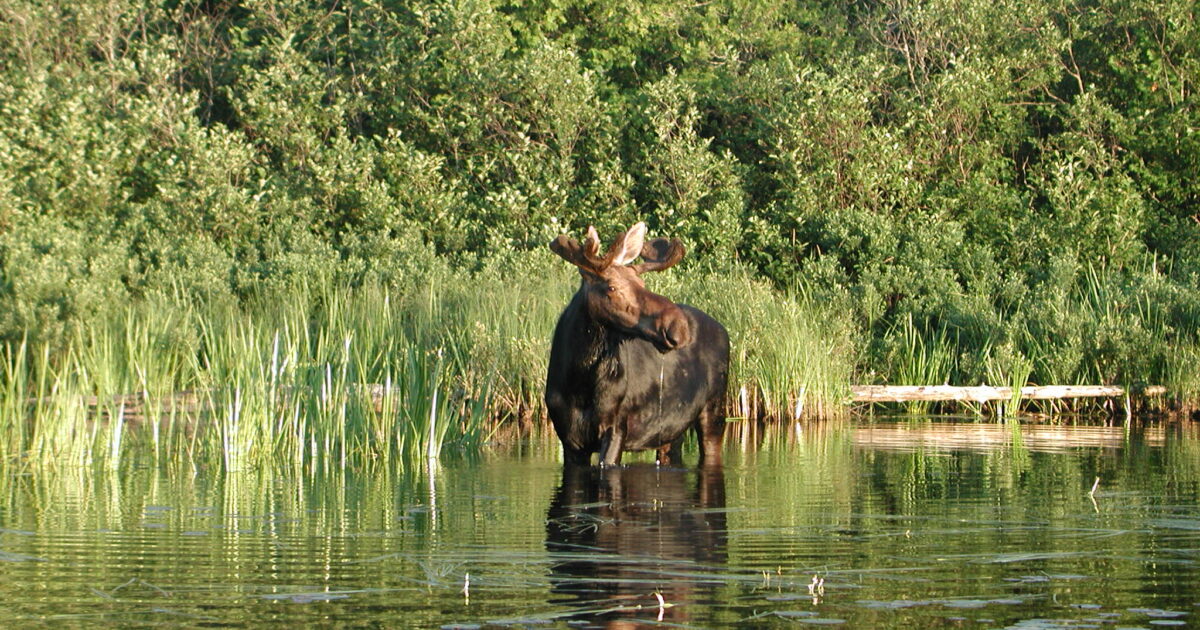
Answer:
[1,420,1198,628]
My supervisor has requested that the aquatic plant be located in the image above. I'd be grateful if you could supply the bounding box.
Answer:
[0,257,861,470]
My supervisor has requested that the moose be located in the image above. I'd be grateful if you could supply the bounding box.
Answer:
[544,222,729,467]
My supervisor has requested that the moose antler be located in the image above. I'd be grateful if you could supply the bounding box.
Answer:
[550,223,649,272]
[550,225,608,271]
[633,237,685,274]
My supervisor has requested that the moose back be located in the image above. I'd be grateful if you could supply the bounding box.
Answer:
[544,222,729,467]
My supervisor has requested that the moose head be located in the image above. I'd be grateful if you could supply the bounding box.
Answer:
[550,222,691,352]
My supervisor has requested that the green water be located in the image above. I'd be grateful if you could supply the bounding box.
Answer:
[1,420,1198,628]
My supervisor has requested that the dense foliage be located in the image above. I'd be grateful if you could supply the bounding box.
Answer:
[2,0,1198,398]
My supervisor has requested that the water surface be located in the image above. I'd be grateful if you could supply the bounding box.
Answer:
[1,420,1198,628]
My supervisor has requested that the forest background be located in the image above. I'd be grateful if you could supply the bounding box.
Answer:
[2,0,1199,440]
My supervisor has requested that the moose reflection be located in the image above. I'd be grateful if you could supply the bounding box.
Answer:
[545,222,730,467]
[545,464,728,627]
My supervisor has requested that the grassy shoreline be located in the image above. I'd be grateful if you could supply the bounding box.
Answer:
[5,0,1200,471]
[2,253,1197,471]
[0,254,857,470]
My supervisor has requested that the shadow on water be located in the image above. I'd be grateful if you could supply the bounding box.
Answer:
[545,464,727,628]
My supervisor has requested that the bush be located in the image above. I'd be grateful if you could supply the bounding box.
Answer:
[2,0,1199,409]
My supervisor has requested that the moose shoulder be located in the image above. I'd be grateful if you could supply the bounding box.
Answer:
[544,222,729,467]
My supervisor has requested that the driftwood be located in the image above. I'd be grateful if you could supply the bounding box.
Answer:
[850,384,1166,403]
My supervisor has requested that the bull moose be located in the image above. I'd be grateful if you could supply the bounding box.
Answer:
[544,222,729,467]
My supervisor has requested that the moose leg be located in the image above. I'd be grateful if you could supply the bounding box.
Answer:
[696,397,726,468]
[561,445,592,467]
[547,395,596,467]
[598,429,624,467]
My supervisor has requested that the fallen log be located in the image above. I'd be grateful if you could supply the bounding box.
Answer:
[850,384,1166,403]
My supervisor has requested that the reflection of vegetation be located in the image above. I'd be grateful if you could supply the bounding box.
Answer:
[729,420,1191,540]
[1163,424,1200,493]
[0,423,1197,626]
[726,421,1200,623]
[0,456,562,625]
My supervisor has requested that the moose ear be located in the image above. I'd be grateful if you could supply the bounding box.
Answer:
[633,237,686,274]
[609,222,646,266]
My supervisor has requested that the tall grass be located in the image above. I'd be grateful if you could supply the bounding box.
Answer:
[883,315,957,415]
[855,260,1200,417]
[1012,263,1200,414]
[0,278,496,472]
[983,345,1034,420]
[0,255,861,470]
[6,251,1196,471]
[661,268,858,421]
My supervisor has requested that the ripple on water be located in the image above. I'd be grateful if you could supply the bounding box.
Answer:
[1,423,1198,628]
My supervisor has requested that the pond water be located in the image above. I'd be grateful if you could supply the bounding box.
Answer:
[1,419,1198,628]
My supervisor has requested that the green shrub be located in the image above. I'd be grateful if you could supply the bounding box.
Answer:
[2,0,1199,425]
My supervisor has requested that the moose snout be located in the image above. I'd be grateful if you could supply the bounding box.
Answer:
[652,307,693,352]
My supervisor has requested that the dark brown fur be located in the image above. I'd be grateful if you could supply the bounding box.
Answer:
[545,223,729,467]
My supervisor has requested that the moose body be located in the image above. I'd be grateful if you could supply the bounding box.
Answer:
[544,222,729,467]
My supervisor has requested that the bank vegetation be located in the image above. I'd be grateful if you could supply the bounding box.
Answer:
[2,0,1198,466]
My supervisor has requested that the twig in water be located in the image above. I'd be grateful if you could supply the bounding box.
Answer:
[107,578,173,598]
[809,574,825,604]
[809,574,825,593]
[1088,476,1101,513]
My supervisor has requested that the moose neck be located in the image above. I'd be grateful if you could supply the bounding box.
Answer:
[567,283,631,368]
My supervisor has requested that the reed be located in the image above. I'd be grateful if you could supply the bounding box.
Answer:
[666,270,858,421]
[983,345,1034,420]
[8,251,1194,471]
[854,259,1200,417]
[0,255,864,470]
[0,279,495,471]
[1012,262,1200,414]
[883,315,956,415]
[0,339,29,462]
